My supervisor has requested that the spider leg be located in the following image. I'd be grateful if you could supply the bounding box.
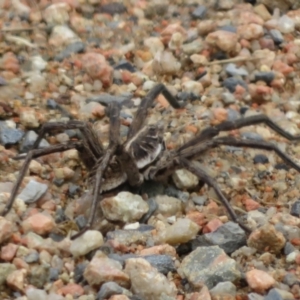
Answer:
[210,136,300,172]
[179,114,300,151]
[127,84,182,140]
[2,141,83,216]
[32,120,104,161]
[71,102,121,239]
[179,157,251,233]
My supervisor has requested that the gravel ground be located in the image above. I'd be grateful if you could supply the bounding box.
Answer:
[0,0,300,299]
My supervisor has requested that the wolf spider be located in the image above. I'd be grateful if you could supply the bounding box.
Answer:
[3,84,300,239]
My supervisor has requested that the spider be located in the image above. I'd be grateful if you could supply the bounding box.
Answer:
[3,84,300,239]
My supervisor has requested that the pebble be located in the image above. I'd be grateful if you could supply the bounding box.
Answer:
[19,130,49,152]
[246,269,275,293]
[247,224,286,254]
[100,192,149,223]
[225,63,249,77]
[192,222,247,254]
[97,282,132,300]
[124,258,177,300]
[163,218,199,245]
[17,180,48,204]
[178,246,240,289]
[21,213,55,235]
[0,122,24,146]
[70,230,104,257]
[154,195,183,217]
[172,169,199,189]
[210,281,236,298]
[84,251,130,288]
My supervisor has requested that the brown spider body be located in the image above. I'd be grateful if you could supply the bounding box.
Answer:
[3,83,300,239]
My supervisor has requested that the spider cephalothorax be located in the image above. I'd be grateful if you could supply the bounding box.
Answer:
[3,84,300,239]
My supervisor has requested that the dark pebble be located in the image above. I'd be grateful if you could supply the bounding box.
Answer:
[114,60,136,72]
[55,41,86,62]
[136,224,155,232]
[108,253,137,267]
[274,163,290,171]
[19,130,49,153]
[290,200,300,217]
[143,255,176,275]
[49,268,60,281]
[65,129,80,139]
[192,221,247,254]
[191,5,207,19]
[46,99,58,109]
[240,106,249,115]
[0,76,7,85]
[284,242,296,255]
[269,29,284,44]
[218,25,237,33]
[227,108,241,121]
[254,72,275,85]
[68,184,80,196]
[253,154,269,164]
[55,208,67,224]
[139,198,158,224]
[74,262,88,283]
[24,252,40,263]
[222,77,248,93]
[75,214,87,230]
[0,126,24,146]
[97,282,125,300]
[191,195,206,206]
[53,178,64,187]
[211,51,228,60]
[49,232,65,242]
[265,288,286,300]
[165,186,189,203]
[283,273,299,286]
[99,2,127,15]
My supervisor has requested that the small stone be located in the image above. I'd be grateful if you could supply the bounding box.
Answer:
[254,72,275,85]
[247,224,286,253]
[238,24,264,40]
[124,258,177,299]
[205,30,238,52]
[99,2,127,15]
[19,109,40,128]
[1,243,18,262]
[246,269,275,293]
[154,195,183,217]
[164,218,199,245]
[17,180,48,203]
[265,288,295,300]
[172,169,199,189]
[28,264,50,288]
[100,192,149,223]
[223,78,248,93]
[0,125,24,146]
[26,287,48,300]
[6,269,27,292]
[0,217,14,244]
[57,283,84,297]
[291,200,300,217]
[84,251,130,288]
[191,5,207,19]
[70,230,104,257]
[192,222,247,254]
[143,255,176,275]
[0,263,16,286]
[253,154,269,164]
[19,130,49,152]
[152,51,181,75]
[269,29,284,44]
[21,213,55,235]
[97,282,132,300]
[178,246,240,289]
[225,63,248,77]
[210,281,236,298]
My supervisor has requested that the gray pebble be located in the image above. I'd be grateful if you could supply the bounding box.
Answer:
[18,180,48,204]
